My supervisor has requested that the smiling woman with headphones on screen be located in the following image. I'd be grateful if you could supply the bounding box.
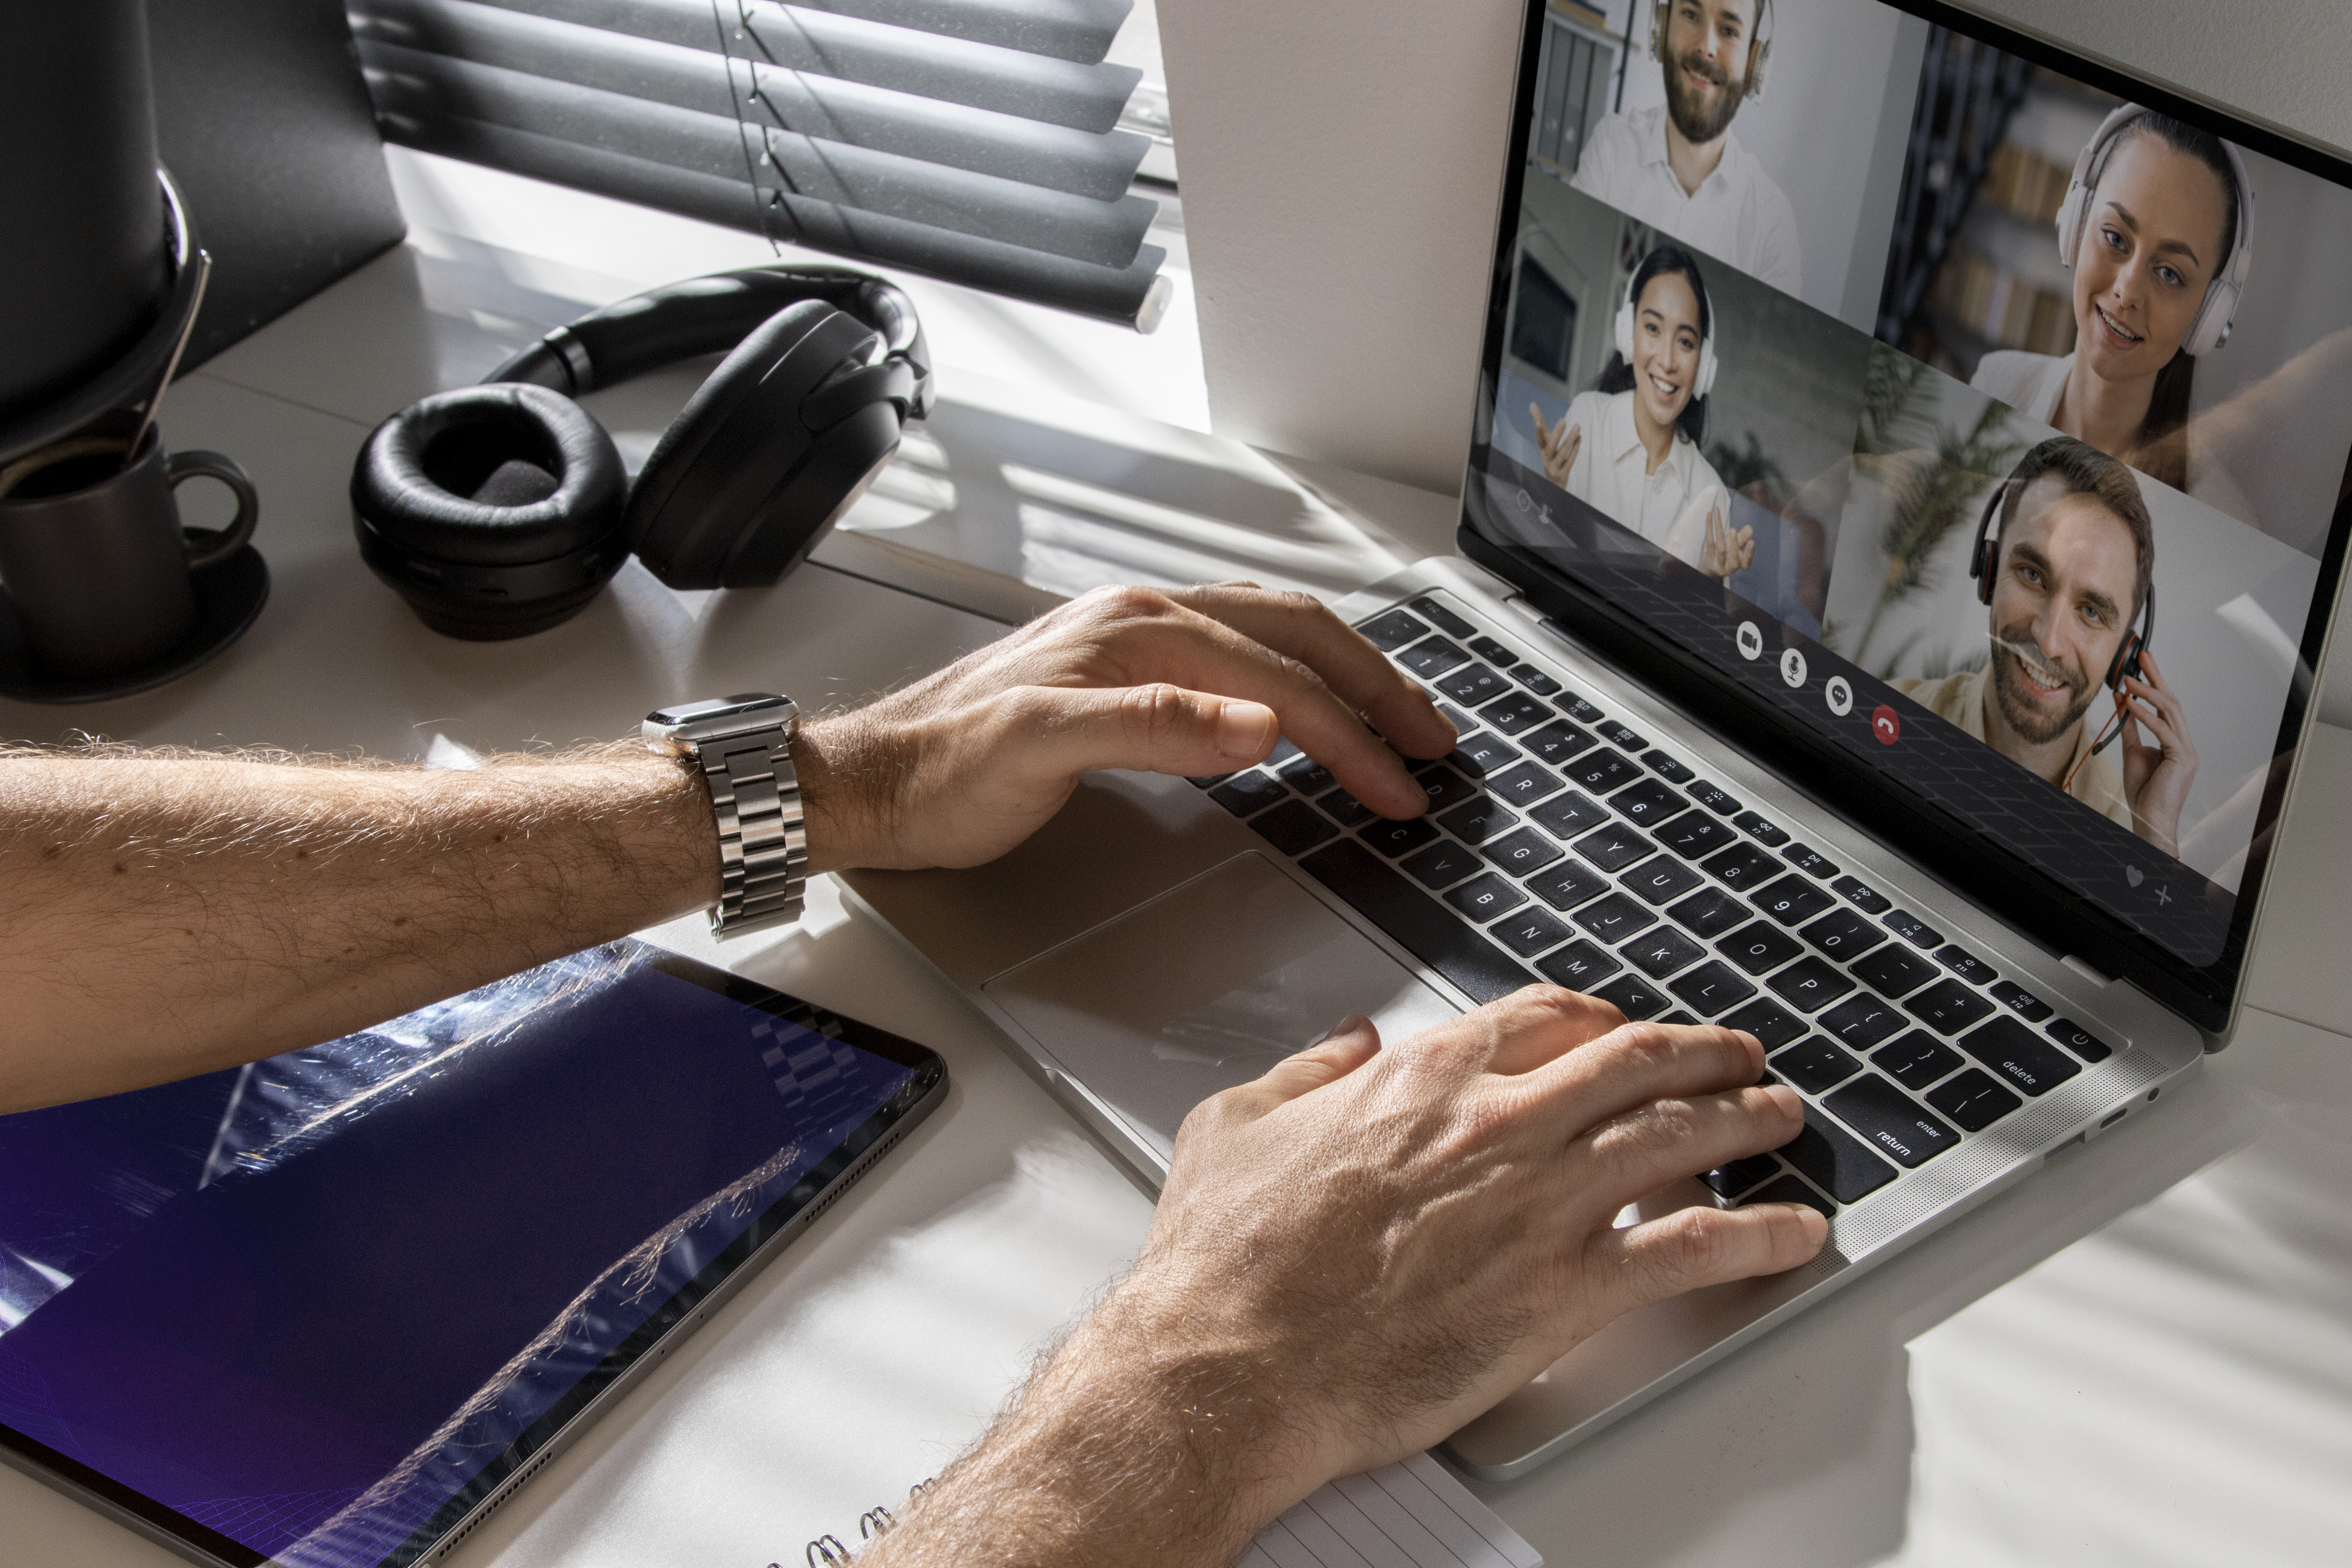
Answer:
[1531,245,1755,582]
[1971,106,2256,516]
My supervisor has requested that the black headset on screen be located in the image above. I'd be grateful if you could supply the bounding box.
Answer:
[1649,0,1773,100]
[351,265,932,639]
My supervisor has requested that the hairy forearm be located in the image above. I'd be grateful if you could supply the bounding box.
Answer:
[0,745,719,1112]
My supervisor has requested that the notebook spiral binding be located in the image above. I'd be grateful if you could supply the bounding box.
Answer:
[791,1478,933,1564]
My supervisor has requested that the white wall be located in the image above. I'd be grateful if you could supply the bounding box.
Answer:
[1156,0,2352,724]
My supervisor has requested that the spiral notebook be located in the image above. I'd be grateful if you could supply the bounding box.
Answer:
[1238,1453,1543,1568]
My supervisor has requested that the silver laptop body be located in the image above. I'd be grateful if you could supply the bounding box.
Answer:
[846,0,2352,1479]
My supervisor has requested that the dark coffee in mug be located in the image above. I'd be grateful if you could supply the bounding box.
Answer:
[0,411,257,679]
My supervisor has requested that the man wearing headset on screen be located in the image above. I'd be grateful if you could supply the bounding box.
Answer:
[1892,437,2200,858]
[1571,0,1801,298]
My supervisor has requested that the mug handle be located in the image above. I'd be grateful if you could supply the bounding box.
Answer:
[169,450,260,570]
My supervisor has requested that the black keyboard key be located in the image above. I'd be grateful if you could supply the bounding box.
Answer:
[1409,595,1476,639]
[1486,761,1564,809]
[1768,956,1857,1013]
[1530,789,1609,840]
[1935,945,1998,986]
[1668,960,1756,1017]
[1623,926,1707,980]
[2045,1018,2114,1062]
[1439,795,1521,844]
[1397,636,1470,678]
[1467,634,1519,668]
[1361,817,1441,857]
[1659,1012,1700,1027]
[1209,770,1287,817]
[1800,908,1886,962]
[1299,839,1531,1004]
[1875,1030,1963,1091]
[1990,980,2053,1023]
[1744,1173,1835,1218]
[1770,1038,1862,1094]
[1556,693,1604,724]
[1494,907,1574,958]
[1278,754,1336,796]
[1528,860,1611,911]
[1572,823,1653,874]
[1818,993,1907,1051]
[1436,662,1511,707]
[1906,978,1995,1036]
[1624,855,1705,907]
[1825,1077,1958,1168]
[1452,731,1522,776]
[1734,810,1790,848]
[1721,998,1808,1050]
[1926,1068,2021,1132]
[1599,720,1648,751]
[1958,1018,2082,1097]
[1413,764,1483,814]
[1592,973,1668,1020]
[1572,892,1654,944]
[1609,778,1683,828]
[1777,1108,1897,1203]
[1851,944,1938,998]
[1700,1153,1781,1199]
[1752,875,1837,926]
[1433,699,1478,736]
[1561,748,1639,796]
[1479,692,1555,736]
[1883,908,1943,947]
[1187,771,1233,788]
[1537,940,1621,989]
[1643,750,1695,785]
[1722,920,1803,976]
[1250,799,1337,857]
[1483,826,1564,877]
[1702,843,1780,891]
[1688,780,1740,815]
[1782,842,1838,878]
[1832,875,1891,915]
[1356,606,1429,651]
[1401,838,1484,889]
[1667,887,1748,940]
[1444,872,1527,923]
[1520,720,1595,766]
[1515,668,1564,697]
[1266,739,1303,769]
[1653,809,1737,861]
[1316,787,1376,828]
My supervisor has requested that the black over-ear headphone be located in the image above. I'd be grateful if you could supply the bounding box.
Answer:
[1970,477,2154,697]
[351,265,932,639]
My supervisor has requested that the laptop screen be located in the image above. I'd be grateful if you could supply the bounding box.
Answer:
[1461,0,2352,1031]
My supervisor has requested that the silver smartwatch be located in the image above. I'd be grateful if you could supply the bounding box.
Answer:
[643,692,807,937]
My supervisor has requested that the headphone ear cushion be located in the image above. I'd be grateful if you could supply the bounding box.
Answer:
[1615,296,1635,364]
[351,384,625,564]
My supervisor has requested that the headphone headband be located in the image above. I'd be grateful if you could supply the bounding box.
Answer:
[2054,104,2256,356]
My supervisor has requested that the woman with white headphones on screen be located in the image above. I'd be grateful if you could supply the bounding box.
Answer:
[1971,105,2256,515]
[1531,245,1755,581]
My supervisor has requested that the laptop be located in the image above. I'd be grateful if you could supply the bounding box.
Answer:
[842,0,2352,1479]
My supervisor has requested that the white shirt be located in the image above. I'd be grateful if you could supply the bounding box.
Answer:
[1555,389,1731,570]
[1570,103,1802,298]
[1971,350,2258,527]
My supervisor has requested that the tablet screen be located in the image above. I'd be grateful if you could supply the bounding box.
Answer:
[0,940,941,1568]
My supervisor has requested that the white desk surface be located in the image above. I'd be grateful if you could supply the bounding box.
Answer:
[6,168,2352,1568]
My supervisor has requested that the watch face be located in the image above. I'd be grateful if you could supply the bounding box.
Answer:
[645,693,788,730]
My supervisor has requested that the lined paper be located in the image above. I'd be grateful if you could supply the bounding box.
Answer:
[1236,1453,1542,1568]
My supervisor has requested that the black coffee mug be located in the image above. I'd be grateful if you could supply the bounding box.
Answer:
[0,414,258,678]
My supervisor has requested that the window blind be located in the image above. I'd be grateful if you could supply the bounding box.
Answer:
[349,0,1173,328]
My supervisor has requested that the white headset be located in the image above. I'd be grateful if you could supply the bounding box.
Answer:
[1649,0,1774,102]
[2055,103,2257,357]
[1615,263,1720,401]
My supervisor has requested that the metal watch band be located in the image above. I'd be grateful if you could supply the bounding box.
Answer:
[690,724,807,937]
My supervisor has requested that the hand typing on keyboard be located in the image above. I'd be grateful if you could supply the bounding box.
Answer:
[857,992,1823,1568]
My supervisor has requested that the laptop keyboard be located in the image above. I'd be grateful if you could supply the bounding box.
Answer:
[1187,595,2120,1218]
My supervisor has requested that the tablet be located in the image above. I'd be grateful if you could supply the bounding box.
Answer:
[0,938,947,1568]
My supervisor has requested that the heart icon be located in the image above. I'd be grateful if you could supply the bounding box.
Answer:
[2126,866,2144,887]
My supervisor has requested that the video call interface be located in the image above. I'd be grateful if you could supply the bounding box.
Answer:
[1472,0,2352,971]
[0,945,918,1568]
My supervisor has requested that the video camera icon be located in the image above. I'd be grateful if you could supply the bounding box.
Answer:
[1735,621,1763,661]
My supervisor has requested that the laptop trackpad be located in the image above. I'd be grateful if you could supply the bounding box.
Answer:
[984,853,1460,1165]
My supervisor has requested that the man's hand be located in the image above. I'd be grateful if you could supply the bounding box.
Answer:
[1531,403,1582,487]
[861,989,1825,1567]
[799,582,1456,872]
[2115,648,2196,857]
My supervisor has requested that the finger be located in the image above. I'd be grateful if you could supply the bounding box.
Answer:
[1529,402,1548,443]
[1580,1196,1828,1312]
[1453,984,1630,1076]
[1012,682,1287,782]
[1517,1016,1766,1128]
[1566,1083,1807,1208]
[1161,583,1457,762]
[1256,1013,1383,1103]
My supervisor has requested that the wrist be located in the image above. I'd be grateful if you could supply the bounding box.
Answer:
[790,712,896,875]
